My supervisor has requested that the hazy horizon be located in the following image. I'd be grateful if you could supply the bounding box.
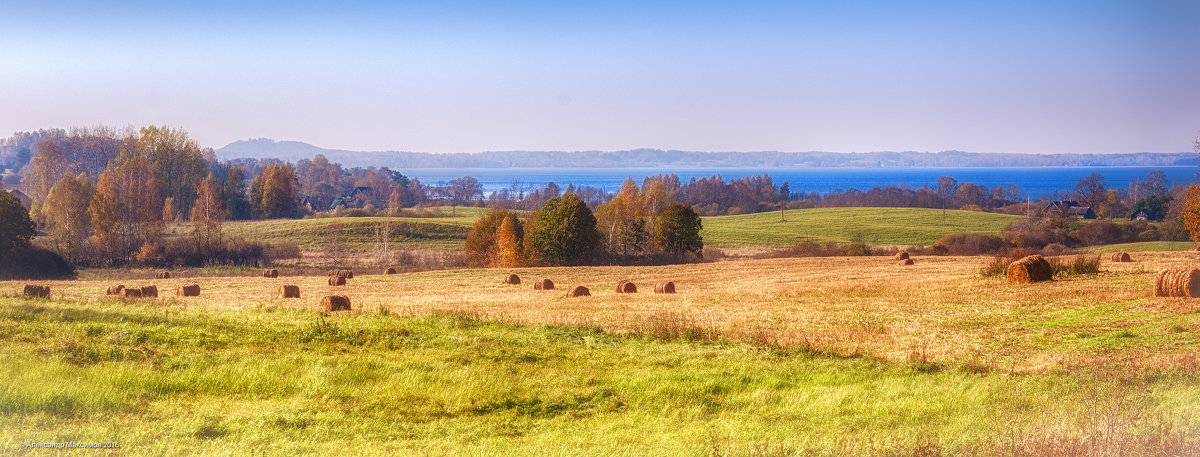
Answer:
[3,1,1199,155]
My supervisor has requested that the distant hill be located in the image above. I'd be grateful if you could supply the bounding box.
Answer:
[215,138,1199,169]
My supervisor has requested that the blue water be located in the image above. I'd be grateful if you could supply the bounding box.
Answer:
[406,167,1200,199]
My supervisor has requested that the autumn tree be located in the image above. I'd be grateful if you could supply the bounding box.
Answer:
[0,190,35,260]
[464,209,507,267]
[524,193,601,266]
[41,173,94,261]
[654,202,703,258]
[89,150,165,262]
[250,162,300,219]
[1073,172,1107,209]
[1179,185,1200,245]
[190,174,227,253]
[495,213,525,267]
[131,126,208,219]
[595,178,647,260]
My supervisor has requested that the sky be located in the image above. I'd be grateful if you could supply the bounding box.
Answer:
[1,0,1198,155]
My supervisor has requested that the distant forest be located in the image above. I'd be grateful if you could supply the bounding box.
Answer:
[209,138,1200,169]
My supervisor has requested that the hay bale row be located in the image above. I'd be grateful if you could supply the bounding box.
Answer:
[899,258,914,266]
[23,284,50,299]
[502,274,521,285]
[1006,255,1053,284]
[564,285,590,298]
[107,285,125,295]
[322,295,351,312]
[533,278,554,290]
[1110,252,1132,262]
[1154,269,1200,298]
[263,269,279,278]
[384,267,397,275]
[155,271,171,279]
[177,284,201,297]
[615,280,637,293]
[279,285,300,298]
[328,275,346,286]
[895,252,910,260]
[654,282,675,294]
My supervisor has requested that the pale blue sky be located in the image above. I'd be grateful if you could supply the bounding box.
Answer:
[1,1,1197,154]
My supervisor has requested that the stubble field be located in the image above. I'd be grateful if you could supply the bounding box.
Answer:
[3,253,1200,455]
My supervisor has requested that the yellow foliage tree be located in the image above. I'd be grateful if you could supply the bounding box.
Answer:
[1180,185,1200,245]
[495,214,524,268]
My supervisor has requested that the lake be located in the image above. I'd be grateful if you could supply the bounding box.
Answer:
[405,166,1200,199]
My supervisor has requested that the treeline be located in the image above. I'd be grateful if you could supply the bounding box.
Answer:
[465,179,704,267]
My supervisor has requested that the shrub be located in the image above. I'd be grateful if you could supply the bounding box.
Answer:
[1070,220,1123,246]
[1049,255,1101,277]
[0,246,75,280]
[524,194,601,266]
[932,233,1010,255]
[1000,217,1071,249]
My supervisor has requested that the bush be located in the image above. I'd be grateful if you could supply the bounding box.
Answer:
[0,246,75,280]
[1070,220,1123,246]
[1049,255,1101,277]
[524,194,602,266]
[1000,217,1072,249]
[932,233,1010,255]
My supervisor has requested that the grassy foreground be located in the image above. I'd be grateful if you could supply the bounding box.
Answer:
[701,207,1020,247]
[1,298,1196,456]
[4,254,1200,455]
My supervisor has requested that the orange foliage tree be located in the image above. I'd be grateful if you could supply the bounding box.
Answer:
[1179,185,1200,244]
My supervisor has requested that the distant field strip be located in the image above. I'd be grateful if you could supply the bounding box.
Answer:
[701,207,1020,246]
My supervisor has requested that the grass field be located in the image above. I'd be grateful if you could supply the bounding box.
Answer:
[1079,241,1195,253]
[700,207,1020,247]
[4,253,1200,455]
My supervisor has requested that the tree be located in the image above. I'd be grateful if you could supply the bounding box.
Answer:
[525,193,601,266]
[464,209,508,267]
[1073,172,1107,209]
[190,174,227,253]
[132,126,208,219]
[595,178,646,260]
[89,150,165,262]
[1179,185,1200,244]
[448,176,483,216]
[495,213,525,267]
[250,162,300,219]
[936,176,958,223]
[0,190,35,260]
[41,173,94,261]
[654,202,703,258]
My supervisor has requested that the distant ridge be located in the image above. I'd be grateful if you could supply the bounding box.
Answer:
[216,138,1198,169]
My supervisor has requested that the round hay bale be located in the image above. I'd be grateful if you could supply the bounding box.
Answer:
[564,285,590,298]
[502,274,521,285]
[176,284,201,297]
[899,258,914,266]
[328,275,346,286]
[342,270,354,279]
[1110,252,1132,262]
[1154,268,1200,298]
[384,267,397,275]
[106,285,125,296]
[654,281,676,294]
[615,280,637,293]
[121,288,142,298]
[155,271,171,279]
[263,269,279,278]
[321,295,351,312]
[533,278,554,290]
[140,285,158,298]
[1006,255,1053,284]
[279,285,300,298]
[22,284,49,299]
[895,252,910,260]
